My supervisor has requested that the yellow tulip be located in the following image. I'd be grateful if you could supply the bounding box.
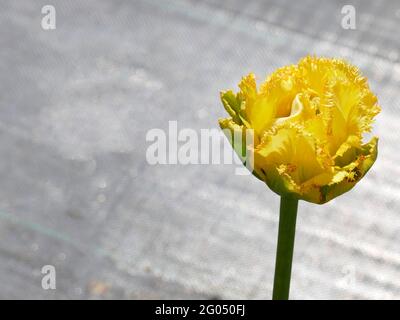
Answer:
[219,56,380,204]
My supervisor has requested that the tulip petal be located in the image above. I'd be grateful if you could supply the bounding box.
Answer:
[219,56,380,204]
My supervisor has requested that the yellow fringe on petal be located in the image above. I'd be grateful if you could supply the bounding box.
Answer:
[219,56,380,204]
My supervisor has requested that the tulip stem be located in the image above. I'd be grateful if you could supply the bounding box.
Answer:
[272,195,299,300]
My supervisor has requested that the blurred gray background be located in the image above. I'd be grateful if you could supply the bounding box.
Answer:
[1,0,399,299]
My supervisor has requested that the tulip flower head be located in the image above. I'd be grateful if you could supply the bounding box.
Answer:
[219,56,380,204]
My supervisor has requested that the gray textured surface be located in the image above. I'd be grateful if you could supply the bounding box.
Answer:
[0,0,399,299]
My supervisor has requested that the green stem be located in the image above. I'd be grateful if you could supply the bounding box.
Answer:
[272,195,299,300]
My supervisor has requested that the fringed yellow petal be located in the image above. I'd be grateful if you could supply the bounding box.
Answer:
[320,137,378,203]
[219,56,380,204]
